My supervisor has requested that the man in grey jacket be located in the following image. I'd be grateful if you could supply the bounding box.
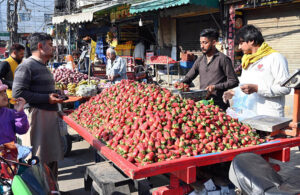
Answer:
[181,28,239,110]
[13,33,64,181]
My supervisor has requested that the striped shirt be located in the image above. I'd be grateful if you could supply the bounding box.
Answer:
[12,57,58,111]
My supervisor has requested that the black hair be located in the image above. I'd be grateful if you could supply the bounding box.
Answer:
[200,28,219,41]
[236,25,264,46]
[29,33,53,52]
[9,43,25,54]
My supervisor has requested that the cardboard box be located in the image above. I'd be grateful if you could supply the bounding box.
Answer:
[180,52,196,61]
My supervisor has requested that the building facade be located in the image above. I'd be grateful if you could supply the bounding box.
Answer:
[0,0,55,41]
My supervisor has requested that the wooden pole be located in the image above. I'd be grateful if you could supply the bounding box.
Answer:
[55,24,59,62]
[88,57,91,85]
[167,56,169,86]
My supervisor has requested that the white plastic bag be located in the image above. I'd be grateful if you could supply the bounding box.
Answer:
[226,87,257,121]
[76,84,97,97]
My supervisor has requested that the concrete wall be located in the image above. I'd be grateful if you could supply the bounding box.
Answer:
[157,17,177,59]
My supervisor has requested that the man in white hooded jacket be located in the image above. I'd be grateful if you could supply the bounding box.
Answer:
[223,25,290,117]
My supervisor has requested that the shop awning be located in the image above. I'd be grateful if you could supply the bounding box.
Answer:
[52,15,67,24]
[52,2,120,24]
[129,0,219,14]
[52,12,94,24]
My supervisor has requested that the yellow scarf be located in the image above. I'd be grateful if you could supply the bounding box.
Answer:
[242,42,277,69]
[4,56,19,99]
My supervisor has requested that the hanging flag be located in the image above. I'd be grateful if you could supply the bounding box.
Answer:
[90,40,97,61]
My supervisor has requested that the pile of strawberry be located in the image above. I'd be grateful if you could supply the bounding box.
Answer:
[71,80,266,166]
[174,82,190,92]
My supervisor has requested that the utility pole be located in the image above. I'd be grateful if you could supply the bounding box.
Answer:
[67,0,71,54]
[7,0,19,46]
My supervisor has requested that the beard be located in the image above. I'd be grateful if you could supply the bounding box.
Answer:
[15,58,23,64]
[46,52,54,60]
[201,45,213,54]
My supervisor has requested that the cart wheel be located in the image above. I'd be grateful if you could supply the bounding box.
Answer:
[61,134,72,157]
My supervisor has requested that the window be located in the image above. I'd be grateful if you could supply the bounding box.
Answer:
[44,14,53,23]
[19,13,31,21]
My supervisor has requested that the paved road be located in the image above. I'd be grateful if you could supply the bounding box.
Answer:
[58,136,94,194]
[57,128,300,194]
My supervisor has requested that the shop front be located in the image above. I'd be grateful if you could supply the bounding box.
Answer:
[225,0,300,74]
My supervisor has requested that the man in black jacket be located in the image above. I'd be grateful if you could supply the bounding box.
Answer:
[0,43,25,99]
[181,28,239,110]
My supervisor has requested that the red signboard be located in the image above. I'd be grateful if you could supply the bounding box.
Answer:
[227,5,235,67]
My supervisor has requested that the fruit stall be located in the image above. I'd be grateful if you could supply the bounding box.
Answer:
[146,56,178,85]
[60,72,300,194]
[53,68,112,98]
[53,67,112,156]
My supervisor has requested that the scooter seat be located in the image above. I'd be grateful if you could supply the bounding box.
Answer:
[229,153,300,195]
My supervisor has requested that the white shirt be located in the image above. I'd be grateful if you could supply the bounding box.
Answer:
[133,42,145,60]
[106,56,127,82]
[239,52,291,117]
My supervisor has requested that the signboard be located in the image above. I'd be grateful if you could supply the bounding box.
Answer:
[0,32,9,41]
[90,40,97,61]
[110,5,134,22]
[227,5,235,67]
[247,0,292,6]
[235,0,293,9]
[0,33,9,36]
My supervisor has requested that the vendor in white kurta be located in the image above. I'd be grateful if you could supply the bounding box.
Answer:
[223,25,290,117]
[106,48,127,83]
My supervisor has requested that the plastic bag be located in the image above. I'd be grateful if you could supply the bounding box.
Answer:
[76,84,97,97]
[226,87,257,121]
[16,144,31,160]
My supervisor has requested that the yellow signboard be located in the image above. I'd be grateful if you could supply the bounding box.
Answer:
[90,40,96,61]
[110,4,133,22]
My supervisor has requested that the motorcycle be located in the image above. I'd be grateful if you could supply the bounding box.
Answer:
[229,153,300,195]
[0,143,59,195]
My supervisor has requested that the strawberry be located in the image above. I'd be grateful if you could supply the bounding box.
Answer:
[71,80,266,165]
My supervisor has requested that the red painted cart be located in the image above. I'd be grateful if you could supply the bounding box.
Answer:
[62,114,300,195]
[61,72,300,194]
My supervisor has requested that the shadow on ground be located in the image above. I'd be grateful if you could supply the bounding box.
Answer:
[58,141,95,194]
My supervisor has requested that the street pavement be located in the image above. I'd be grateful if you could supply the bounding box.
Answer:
[58,129,300,194]
[58,143,94,194]
[58,128,94,194]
